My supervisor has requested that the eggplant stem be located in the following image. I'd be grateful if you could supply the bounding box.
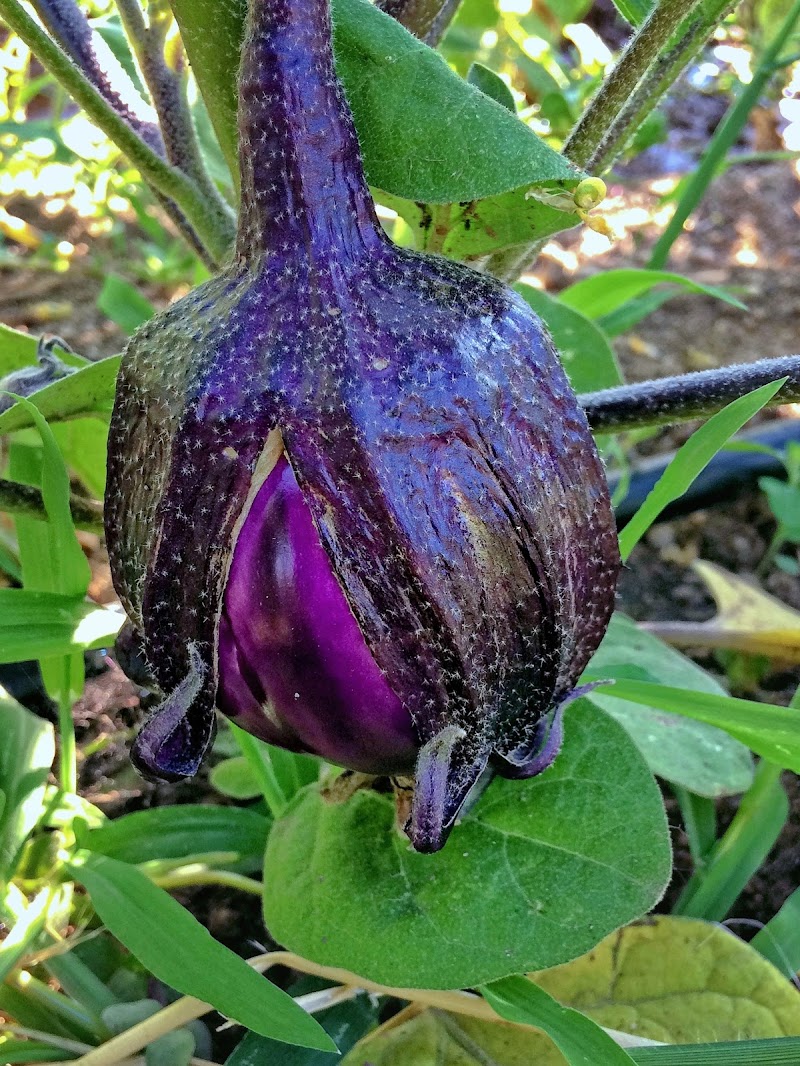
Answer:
[581,355,800,434]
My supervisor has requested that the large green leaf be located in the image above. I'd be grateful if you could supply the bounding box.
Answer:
[586,614,753,797]
[170,0,580,203]
[0,356,119,434]
[0,688,55,878]
[65,851,335,1051]
[263,701,671,990]
[0,589,123,662]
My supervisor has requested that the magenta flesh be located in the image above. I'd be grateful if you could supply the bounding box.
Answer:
[217,454,418,774]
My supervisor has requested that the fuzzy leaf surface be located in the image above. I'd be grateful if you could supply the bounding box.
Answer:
[263,702,670,989]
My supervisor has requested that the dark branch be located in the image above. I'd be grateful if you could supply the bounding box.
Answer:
[376,0,461,46]
[0,478,104,535]
[580,355,800,434]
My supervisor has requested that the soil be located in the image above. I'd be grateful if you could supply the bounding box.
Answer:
[2,125,800,1010]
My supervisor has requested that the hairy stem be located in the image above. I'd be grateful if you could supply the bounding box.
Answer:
[32,0,164,152]
[0,0,233,262]
[581,355,800,434]
[589,0,737,174]
[563,0,704,170]
[376,0,462,46]
[115,0,234,232]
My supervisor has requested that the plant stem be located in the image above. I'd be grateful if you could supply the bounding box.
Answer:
[67,951,662,1066]
[57,657,77,796]
[114,0,233,226]
[0,477,103,534]
[31,0,164,153]
[486,0,708,281]
[590,0,737,175]
[562,0,704,170]
[376,0,462,46]
[648,0,800,269]
[149,868,264,895]
[0,0,233,263]
[580,355,800,434]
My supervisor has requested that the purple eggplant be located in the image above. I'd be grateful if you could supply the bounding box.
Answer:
[105,0,619,852]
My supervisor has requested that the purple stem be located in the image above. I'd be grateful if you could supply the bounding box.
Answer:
[32,0,164,155]
[581,355,800,434]
[236,0,383,261]
[114,0,218,193]
[376,0,462,46]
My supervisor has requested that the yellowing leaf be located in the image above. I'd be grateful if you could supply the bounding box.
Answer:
[643,561,800,662]
[534,915,800,1043]
[342,916,800,1065]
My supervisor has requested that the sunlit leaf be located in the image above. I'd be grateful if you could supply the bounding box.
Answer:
[516,284,622,393]
[0,687,54,878]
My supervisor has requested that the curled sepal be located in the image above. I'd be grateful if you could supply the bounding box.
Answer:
[408,726,488,853]
[130,644,216,782]
[494,681,606,780]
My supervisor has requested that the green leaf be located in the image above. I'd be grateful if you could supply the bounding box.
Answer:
[618,380,786,560]
[0,1040,73,1063]
[210,756,263,800]
[64,851,335,1051]
[589,679,800,772]
[0,688,54,878]
[7,397,90,596]
[0,356,119,434]
[383,189,579,262]
[226,992,379,1065]
[586,614,753,797]
[559,269,745,320]
[534,915,800,1043]
[467,62,517,112]
[263,701,671,989]
[752,885,800,976]
[97,275,156,336]
[609,0,654,27]
[516,284,622,393]
[84,804,270,875]
[760,478,800,540]
[0,589,123,662]
[634,1039,800,1063]
[51,417,108,498]
[170,0,580,204]
[483,976,635,1065]
[673,762,787,921]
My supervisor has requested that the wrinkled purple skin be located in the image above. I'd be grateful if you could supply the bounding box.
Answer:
[105,0,620,852]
